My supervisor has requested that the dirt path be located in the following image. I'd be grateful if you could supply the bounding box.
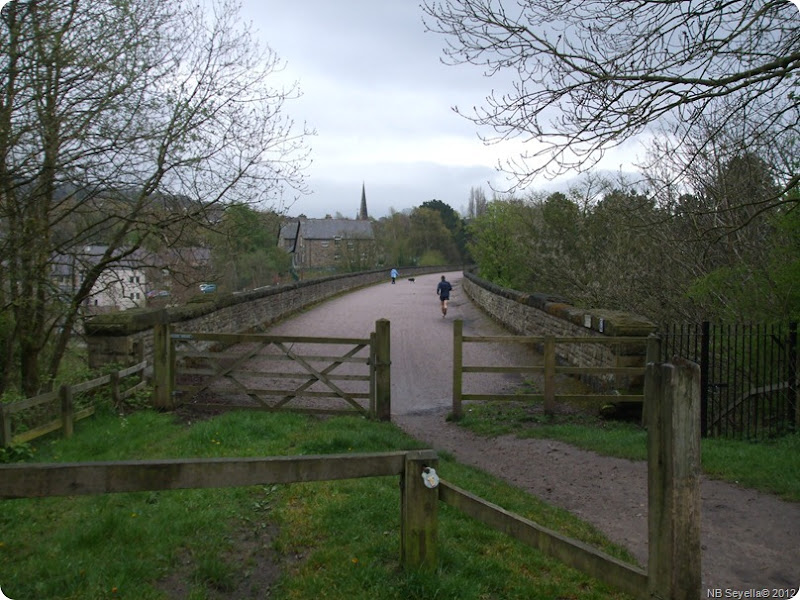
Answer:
[265,271,800,593]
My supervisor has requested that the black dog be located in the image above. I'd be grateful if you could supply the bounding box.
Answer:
[408,277,415,283]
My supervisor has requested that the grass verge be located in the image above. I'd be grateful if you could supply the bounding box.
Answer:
[457,400,800,502]
[1,407,638,600]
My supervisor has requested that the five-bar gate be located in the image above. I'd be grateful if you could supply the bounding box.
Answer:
[151,319,391,420]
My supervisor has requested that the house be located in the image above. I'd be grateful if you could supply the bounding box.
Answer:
[50,245,213,312]
[51,245,148,312]
[141,247,213,303]
[278,184,376,272]
[279,218,376,271]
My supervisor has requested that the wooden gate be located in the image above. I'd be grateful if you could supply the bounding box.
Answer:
[451,319,652,419]
[151,320,391,419]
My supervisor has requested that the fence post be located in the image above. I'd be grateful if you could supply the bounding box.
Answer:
[700,321,710,437]
[369,331,376,417]
[0,405,11,448]
[152,322,174,409]
[374,319,391,421]
[789,322,798,431]
[60,384,74,439]
[544,336,556,415]
[400,449,439,571]
[642,334,661,428]
[452,319,463,420]
[110,370,121,406]
[646,358,702,600]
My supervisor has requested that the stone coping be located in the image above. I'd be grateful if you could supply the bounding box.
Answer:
[463,271,656,337]
[86,265,463,336]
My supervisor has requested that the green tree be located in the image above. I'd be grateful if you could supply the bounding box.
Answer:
[421,199,460,232]
[0,0,310,395]
[421,198,467,261]
[467,200,532,289]
[409,206,460,265]
[685,185,800,322]
[374,209,413,268]
[467,186,488,219]
[212,205,290,291]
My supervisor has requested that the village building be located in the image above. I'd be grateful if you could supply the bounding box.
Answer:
[279,184,376,272]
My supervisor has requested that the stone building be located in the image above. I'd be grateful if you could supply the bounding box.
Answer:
[279,184,376,272]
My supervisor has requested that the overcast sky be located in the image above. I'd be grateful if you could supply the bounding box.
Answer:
[238,1,641,219]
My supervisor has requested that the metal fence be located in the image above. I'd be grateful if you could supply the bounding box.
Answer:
[659,322,798,440]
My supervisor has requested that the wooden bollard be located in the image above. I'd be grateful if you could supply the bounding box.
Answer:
[400,449,439,570]
[646,358,702,600]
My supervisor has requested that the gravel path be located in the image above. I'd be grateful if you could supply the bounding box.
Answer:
[263,271,800,593]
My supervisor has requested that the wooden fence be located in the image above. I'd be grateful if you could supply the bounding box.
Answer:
[0,356,700,599]
[441,356,701,600]
[0,360,148,448]
[152,320,391,420]
[0,449,439,571]
[452,319,653,419]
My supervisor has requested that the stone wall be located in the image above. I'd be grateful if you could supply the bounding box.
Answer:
[301,238,376,270]
[86,265,455,368]
[461,271,656,391]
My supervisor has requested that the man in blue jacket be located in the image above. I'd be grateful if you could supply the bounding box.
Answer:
[436,275,452,317]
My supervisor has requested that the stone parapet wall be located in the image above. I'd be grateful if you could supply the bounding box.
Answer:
[86,265,457,368]
[461,271,656,390]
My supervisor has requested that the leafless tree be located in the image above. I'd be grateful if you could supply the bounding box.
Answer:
[468,185,488,218]
[422,0,799,199]
[0,0,311,394]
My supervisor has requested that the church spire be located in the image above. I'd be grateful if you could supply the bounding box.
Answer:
[359,182,368,220]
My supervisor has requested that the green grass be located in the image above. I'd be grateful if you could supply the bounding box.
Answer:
[458,400,800,502]
[0,407,637,600]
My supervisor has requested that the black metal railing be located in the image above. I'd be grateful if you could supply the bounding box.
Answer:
[659,322,798,440]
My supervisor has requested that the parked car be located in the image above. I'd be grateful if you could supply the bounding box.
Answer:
[199,283,217,293]
[146,290,170,299]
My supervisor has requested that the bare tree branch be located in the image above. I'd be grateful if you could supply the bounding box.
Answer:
[0,0,312,394]
[422,0,799,193]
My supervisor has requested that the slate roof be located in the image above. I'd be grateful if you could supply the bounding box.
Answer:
[280,218,374,242]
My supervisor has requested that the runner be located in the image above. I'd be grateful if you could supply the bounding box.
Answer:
[436,275,452,317]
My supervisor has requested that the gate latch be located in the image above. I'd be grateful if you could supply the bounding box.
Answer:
[422,467,439,489]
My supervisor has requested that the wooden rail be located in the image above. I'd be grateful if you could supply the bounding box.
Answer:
[438,480,648,598]
[0,451,409,498]
[452,319,653,418]
[0,360,148,448]
[0,360,700,598]
[153,320,391,420]
[446,357,701,600]
[0,449,440,572]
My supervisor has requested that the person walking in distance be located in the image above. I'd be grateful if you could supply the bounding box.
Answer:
[436,275,452,317]
[390,268,398,284]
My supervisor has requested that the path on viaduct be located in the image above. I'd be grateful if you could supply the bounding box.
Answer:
[262,270,530,416]
[259,269,800,593]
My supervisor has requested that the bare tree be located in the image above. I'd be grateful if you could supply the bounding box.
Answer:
[422,0,799,198]
[0,0,311,395]
[468,185,488,218]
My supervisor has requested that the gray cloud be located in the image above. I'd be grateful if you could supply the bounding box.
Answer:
[240,1,639,219]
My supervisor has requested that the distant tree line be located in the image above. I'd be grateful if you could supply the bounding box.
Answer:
[422,0,798,324]
[373,199,467,268]
[468,155,799,324]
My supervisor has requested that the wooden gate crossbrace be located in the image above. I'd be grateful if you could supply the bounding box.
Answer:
[159,328,381,417]
[274,341,367,412]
